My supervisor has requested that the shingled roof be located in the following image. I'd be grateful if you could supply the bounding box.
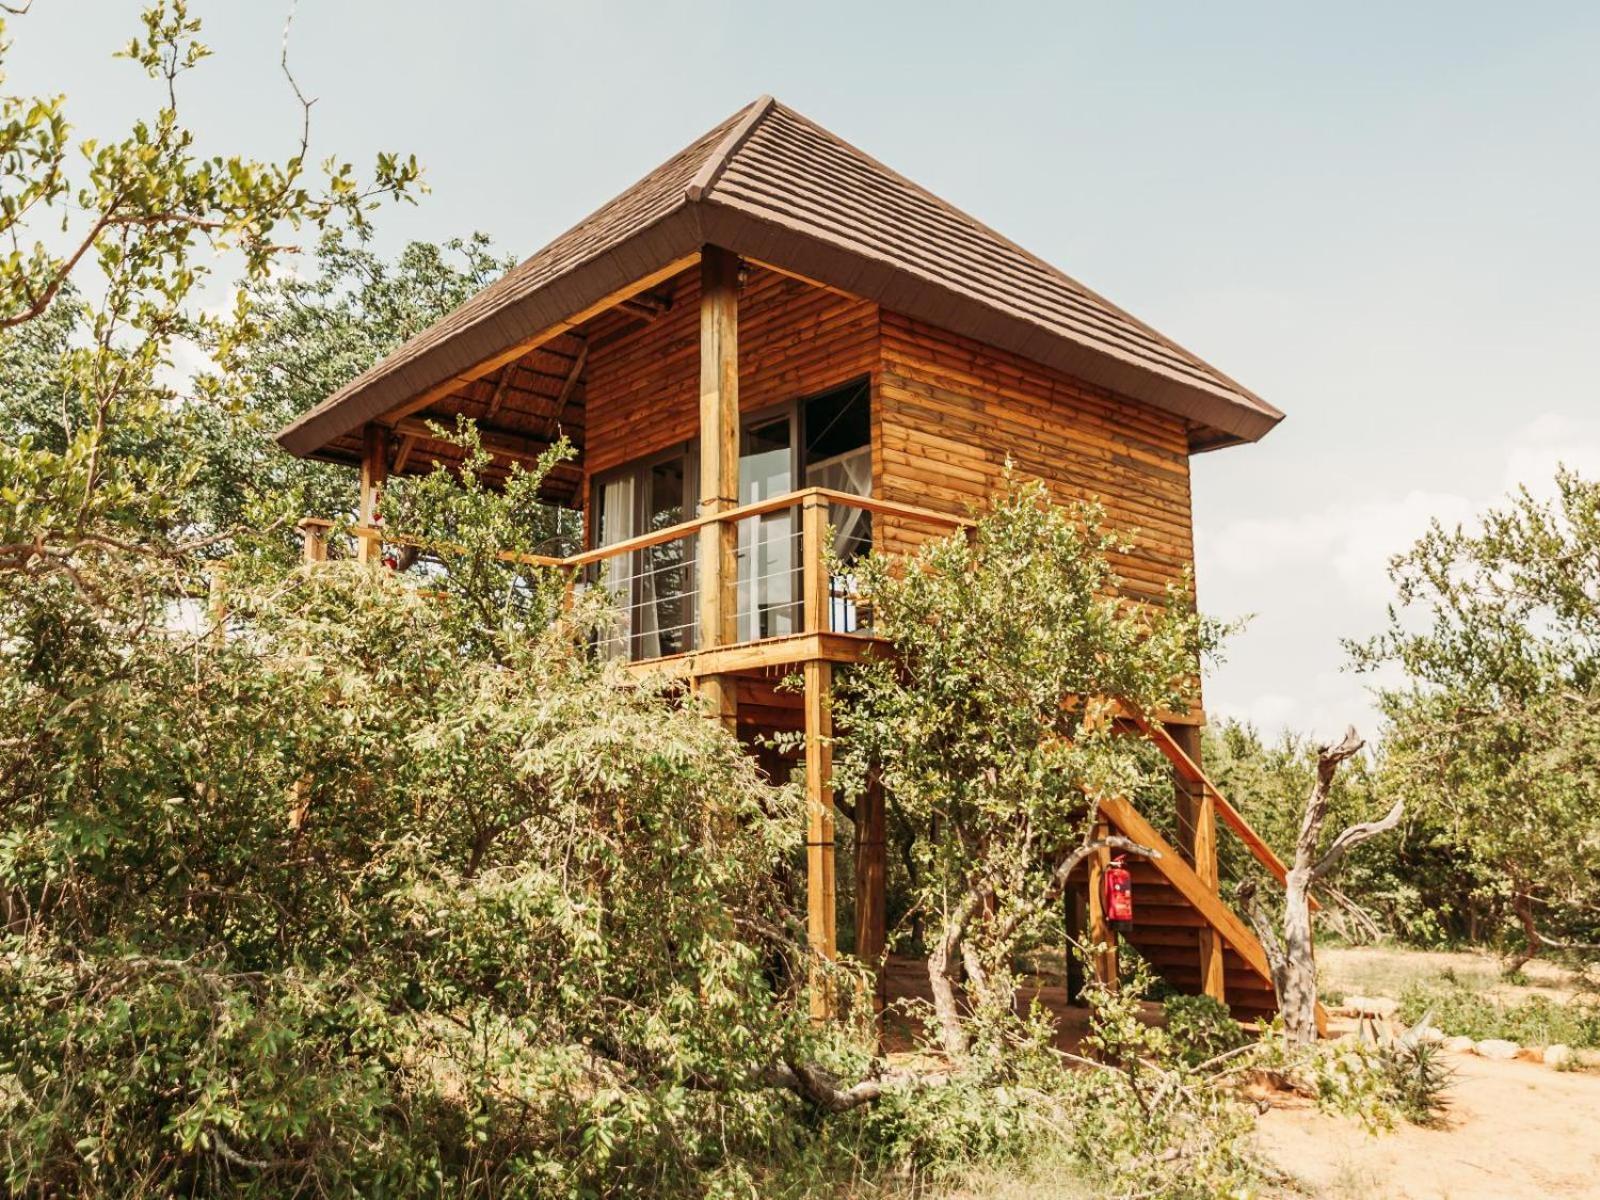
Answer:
[279,96,1280,457]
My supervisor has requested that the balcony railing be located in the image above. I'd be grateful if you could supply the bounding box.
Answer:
[319,487,971,666]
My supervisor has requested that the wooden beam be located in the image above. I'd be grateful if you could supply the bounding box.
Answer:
[392,434,417,475]
[696,246,741,729]
[358,423,388,565]
[622,631,883,681]
[484,363,518,421]
[804,658,837,1019]
[544,339,589,439]
[297,517,332,564]
[377,253,699,428]
[801,491,828,634]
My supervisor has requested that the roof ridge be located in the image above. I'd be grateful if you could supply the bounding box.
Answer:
[686,94,776,203]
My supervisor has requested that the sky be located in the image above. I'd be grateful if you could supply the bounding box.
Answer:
[10,1,1600,740]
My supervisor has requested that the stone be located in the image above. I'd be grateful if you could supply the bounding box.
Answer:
[1543,1044,1574,1069]
[1411,1024,1446,1045]
[1442,1036,1476,1053]
[1474,1038,1520,1061]
[1339,994,1400,1019]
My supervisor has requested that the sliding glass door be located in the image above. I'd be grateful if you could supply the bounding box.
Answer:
[738,413,800,641]
[591,448,696,660]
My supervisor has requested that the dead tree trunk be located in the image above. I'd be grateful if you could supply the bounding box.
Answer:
[1239,727,1403,1044]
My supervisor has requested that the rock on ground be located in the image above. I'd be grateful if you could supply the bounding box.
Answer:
[1474,1038,1520,1061]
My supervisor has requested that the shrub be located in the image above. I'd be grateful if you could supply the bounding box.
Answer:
[1162,994,1248,1067]
[1398,981,1600,1049]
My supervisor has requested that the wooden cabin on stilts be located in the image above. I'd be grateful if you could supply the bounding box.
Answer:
[279,97,1317,1031]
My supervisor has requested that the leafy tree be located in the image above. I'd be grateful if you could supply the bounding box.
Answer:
[226,231,516,541]
[832,478,1216,1058]
[1353,469,1600,969]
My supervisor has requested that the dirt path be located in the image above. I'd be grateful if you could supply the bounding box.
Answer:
[1256,1048,1600,1199]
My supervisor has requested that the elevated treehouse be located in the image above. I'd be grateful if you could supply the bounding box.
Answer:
[280,97,1302,1025]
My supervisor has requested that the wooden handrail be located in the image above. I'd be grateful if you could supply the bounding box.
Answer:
[1116,707,1318,910]
[327,487,970,576]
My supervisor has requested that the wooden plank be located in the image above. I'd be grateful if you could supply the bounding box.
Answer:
[544,339,589,438]
[623,630,883,681]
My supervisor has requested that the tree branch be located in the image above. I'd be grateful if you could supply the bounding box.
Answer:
[1310,798,1404,881]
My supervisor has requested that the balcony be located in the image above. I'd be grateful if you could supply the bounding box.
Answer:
[325,487,971,679]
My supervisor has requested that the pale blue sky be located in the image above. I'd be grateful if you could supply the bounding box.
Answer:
[12,1,1600,737]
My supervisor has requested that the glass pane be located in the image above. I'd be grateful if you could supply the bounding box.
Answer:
[635,456,693,658]
[739,417,797,641]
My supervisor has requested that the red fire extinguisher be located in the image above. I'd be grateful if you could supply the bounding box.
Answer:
[1103,855,1134,933]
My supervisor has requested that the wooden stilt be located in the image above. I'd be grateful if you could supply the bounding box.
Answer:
[297,518,332,564]
[854,770,886,1011]
[696,246,741,731]
[1172,724,1226,1004]
[1065,884,1087,1001]
[1087,819,1118,988]
[358,423,389,566]
[804,658,837,1018]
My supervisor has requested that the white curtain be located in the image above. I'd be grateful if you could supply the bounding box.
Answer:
[806,446,872,632]
[595,475,634,659]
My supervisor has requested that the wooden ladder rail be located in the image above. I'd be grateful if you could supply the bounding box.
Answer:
[1115,709,1318,912]
[1098,793,1328,1034]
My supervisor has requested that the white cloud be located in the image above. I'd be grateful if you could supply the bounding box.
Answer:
[1199,413,1600,739]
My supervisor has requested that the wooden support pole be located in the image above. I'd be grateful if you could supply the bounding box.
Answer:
[854,770,886,1012]
[804,658,837,1019]
[298,518,332,564]
[801,491,829,634]
[1172,724,1226,1004]
[1087,819,1118,988]
[358,423,389,566]
[696,246,741,730]
[1065,885,1088,1001]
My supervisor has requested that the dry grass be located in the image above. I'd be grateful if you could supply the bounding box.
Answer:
[1317,944,1594,1007]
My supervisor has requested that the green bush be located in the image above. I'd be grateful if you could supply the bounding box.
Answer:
[1398,981,1600,1048]
[1161,994,1247,1067]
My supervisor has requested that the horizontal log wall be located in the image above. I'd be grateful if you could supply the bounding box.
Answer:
[875,311,1198,609]
[583,266,879,479]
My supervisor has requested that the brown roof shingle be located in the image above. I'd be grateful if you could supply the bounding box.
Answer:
[279,97,1281,457]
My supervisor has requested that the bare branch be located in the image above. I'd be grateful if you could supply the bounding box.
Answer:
[1311,798,1404,881]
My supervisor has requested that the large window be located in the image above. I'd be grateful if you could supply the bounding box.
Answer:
[592,447,696,660]
[588,376,873,658]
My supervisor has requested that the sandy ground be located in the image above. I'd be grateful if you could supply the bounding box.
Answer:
[1257,1047,1600,1199]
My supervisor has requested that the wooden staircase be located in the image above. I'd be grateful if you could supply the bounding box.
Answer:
[1086,713,1326,1031]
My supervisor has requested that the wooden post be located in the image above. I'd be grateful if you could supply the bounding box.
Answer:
[358,423,389,566]
[804,658,837,1018]
[1065,885,1088,1001]
[1087,818,1118,988]
[801,490,828,634]
[696,246,740,729]
[1172,724,1226,1004]
[298,518,332,564]
[854,770,886,1011]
